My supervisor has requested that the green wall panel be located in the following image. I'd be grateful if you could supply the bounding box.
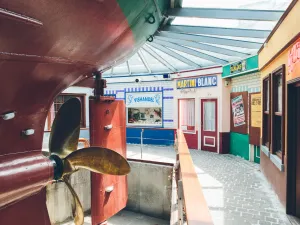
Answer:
[254,146,260,164]
[230,132,249,160]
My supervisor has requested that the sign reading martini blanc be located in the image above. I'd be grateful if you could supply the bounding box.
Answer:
[176,75,217,89]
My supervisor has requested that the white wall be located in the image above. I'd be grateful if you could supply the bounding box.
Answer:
[105,80,175,128]
[105,67,232,151]
[172,67,231,151]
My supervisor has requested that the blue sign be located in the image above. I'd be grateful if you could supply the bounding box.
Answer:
[176,75,218,89]
[127,94,161,105]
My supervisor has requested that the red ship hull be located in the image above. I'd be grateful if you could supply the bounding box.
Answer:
[0,0,169,224]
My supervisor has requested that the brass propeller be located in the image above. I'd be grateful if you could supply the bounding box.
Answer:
[63,147,131,176]
[48,98,130,225]
[49,97,81,158]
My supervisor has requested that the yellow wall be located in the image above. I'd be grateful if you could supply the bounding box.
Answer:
[259,0,300,71]
[260,48,289,79]
[257,1,300,207]
[258,1,300,153]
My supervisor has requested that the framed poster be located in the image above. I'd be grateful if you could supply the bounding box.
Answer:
[126,91,163,127]
[230,92,248,134]
[249,92,261,146]
[250,93,262,128]
[232,95,246,127]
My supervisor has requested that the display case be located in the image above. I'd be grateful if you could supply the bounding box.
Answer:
[125,91,163,127]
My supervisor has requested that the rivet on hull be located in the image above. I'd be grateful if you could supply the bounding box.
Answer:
[1,112,15,120]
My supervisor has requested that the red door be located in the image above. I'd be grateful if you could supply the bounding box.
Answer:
[201,99,218,152]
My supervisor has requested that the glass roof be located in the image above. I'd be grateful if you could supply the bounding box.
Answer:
[103,0,291,77]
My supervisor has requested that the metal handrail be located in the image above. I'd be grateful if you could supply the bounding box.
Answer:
[175,129,214,225]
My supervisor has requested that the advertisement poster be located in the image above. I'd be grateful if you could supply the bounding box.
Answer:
[288,38,300,82]
[126,92,163,127]
[251,94,262,128]
[231,95,246,127]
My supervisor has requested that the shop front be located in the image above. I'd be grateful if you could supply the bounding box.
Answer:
[105,79,176,146]
[173,67,230,152]
[126,91,163,128]
[222,55,261,163]
[258,0,300,214]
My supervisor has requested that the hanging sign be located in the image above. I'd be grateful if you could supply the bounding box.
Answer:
[230,60,247,74]
[176,75,217,89]
[250,93,262,128]
[222,55,258,78]
[231,95,246,127]
[288,38,300,82]
[126,92,162,108]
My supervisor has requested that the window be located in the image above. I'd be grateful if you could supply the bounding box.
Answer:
[126,92,163,127]
[272,68,285,156]
[127,107,162,126]
[47,94,86,130]
[203,101,216,131]
[262,75,270,148]
[179,99,195,132]
[262,65,285,159]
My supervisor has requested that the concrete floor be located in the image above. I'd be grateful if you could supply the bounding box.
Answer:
[127,144,175,163]
[62,210,168,225]
[127,144,292,225]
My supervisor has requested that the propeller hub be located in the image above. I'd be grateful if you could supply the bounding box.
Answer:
[49,154,64,180]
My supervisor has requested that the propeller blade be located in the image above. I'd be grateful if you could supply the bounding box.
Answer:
[63,177,84,225]
[63,147,130,176]
[49,98,81,158]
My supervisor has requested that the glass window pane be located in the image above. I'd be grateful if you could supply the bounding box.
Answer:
[267,81,269,111]
[277,76,282,112]
[274,116,282,152]
[127,107,162,126]
[179,99,195,132]
[203,101,216,131]
[264,79,269,111]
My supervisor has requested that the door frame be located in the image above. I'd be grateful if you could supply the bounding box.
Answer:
[177,98,196,134]
[199,97,220,153]
[287,82,300,215]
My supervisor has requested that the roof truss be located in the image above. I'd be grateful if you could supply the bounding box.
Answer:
[161,25,271,38]
[167,7,284,21]
[148,42,201,68]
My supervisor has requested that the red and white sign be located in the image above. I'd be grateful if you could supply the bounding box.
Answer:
[288,39,300,81]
